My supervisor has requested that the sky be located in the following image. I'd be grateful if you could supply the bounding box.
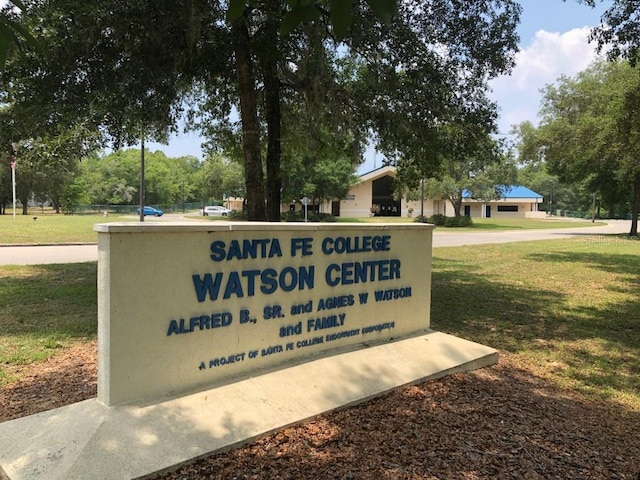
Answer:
[146,0,613,173]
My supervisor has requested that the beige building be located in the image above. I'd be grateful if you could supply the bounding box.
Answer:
[285,166,544,219]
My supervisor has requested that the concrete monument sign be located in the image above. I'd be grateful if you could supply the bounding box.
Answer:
[0,221,501,480]
[95,222,434,405]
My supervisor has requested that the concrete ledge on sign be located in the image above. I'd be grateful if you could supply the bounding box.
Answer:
[0,330,497,480]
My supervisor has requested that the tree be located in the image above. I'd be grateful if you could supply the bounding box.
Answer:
[200,154,245,204]
[0,0,40,70]
[423,147,517,218]
[77,149,203,207]
[282,153,359,209]
[512,122,595,215]
[538,59,640,235]
[4,0,521,224]
[0,111,98,214]
[392,88,516,218]
[576,0,640,64]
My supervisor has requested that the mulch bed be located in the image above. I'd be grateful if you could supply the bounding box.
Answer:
[1,342,638,479]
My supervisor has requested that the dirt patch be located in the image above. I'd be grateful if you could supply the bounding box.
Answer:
[1,344,638,479]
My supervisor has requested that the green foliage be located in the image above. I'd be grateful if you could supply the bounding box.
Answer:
[420,213,473,227]
[200,154,245,203]
[59,178,89,215]
[397,121,516,217]
[78,149,202,207]
[0,0,41,71]
[226,0,397,40]
[282,151,359,205]
[537,58,640,235]
[2,0,521,223]
[444,215,473,227]
[579,0,640,64]
[515,161,592,214]
[281,210,336,222]
[0,119,100,214]
[427,214,446,226]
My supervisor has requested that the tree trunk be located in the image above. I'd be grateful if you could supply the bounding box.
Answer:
[20,195,28,215]
[263,3,282,223]
[232,17,266,221]
[630,176,639,237]
[450,194,463,217]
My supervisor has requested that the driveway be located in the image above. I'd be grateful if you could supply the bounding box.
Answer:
[0,220,633,266]
[432,219,632,248]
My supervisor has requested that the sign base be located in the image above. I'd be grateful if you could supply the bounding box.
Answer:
[0,331,497,480]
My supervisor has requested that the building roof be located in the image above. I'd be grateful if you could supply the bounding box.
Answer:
[357,166,543,201]
[358,165,396,183]
[463,185,543,199]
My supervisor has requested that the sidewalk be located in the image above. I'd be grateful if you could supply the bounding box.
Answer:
[0,220,634,266]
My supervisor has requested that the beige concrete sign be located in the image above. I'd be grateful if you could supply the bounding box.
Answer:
[95,222,434,405]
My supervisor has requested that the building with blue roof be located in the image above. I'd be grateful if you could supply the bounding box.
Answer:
[317,166,544,219]
[282,166,545,218]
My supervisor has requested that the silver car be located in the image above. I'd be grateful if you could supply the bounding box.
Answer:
[200,205,231,216]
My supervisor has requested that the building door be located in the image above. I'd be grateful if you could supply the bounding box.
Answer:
[485,205,491,218]
[464,205,471,217]
[331,201,340,216]
[371,175,401,217]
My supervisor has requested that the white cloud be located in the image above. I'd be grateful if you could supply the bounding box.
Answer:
[490,27,601,132]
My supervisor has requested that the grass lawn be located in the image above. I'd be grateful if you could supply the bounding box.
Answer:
[0,263,97,386]
[0,212,606,245]
[0,212,128,244]
[431,236,640,410]
[336,216,605,230]
[454,217,606,230]
[0,236,638,412]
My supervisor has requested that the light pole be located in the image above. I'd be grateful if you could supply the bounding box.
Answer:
[420,177,425,219]
[11,144,17,220]
[139,137,145,222]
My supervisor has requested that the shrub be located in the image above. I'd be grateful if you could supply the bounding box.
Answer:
[428,214,447,226]
[280,211,336,222]
[444,216,473,227]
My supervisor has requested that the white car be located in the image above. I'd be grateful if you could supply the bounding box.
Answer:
[201,205,231,217]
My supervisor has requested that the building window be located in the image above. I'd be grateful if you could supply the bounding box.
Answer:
[497,205,518,212]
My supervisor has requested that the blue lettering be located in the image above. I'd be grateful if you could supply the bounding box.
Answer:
[223,271,244,299]
[242,270,260,296]
[167,319,180,335]
[260,268,278,294]
[208,239,284,261]
[325,263,340,287]
[227,241,243,260]
[298,266,315,290]
[374,287,412,301]
[291,237,313,257]
[268,239,283,258]
[321,235,392,255]
[210,241,226,261]
[167,312,233,335]
[194,266,316,300]
[324,259,401,287]
[192,273,224,302]
[280,267,298,292]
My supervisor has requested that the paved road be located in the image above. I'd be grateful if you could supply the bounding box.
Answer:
[432,219,632,248]
[0,220,633,266]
